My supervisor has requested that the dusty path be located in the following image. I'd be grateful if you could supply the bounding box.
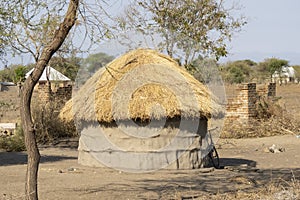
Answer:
[0,134,299,200]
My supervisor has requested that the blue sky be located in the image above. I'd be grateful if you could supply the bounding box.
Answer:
[3,0,300,67]
[220,0,300,65]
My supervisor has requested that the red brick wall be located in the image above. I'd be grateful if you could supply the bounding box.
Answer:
[225,83,276,124]
[36,82,72,106]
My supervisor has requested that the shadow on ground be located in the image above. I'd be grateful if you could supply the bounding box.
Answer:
[133,167,300,199]
[0,151,77,166]
[70,162,300,199]
[84,167,299,199]
[220,157,257,167]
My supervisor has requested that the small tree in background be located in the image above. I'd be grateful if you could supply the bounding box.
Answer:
[0,64,30,83]
[14,65,28,83]
[220,60,254,84]
[257,58,289,80]
[0,0,115,199]
[49,56,81,81]
[118,0,247,65]
[82,52,115,74]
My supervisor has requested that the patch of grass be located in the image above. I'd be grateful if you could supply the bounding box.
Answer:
[0,126,26,152]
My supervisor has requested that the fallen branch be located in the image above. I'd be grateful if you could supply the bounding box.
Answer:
[281,127,296,135]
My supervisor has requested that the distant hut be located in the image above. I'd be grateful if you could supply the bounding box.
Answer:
[60,49,218,171]
[26,66,71,87]
[26,66,72,103]
[272,65,296,83]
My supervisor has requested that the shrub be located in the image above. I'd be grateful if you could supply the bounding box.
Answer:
[0,126,26,152]
[31,99,77,144]
[221,60,254,84]
[222,97,300,138]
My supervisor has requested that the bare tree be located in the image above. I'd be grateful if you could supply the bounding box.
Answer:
[19,1,79,199]
[0,0,117,199]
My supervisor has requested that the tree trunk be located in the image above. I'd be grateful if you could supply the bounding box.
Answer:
[20,1,79,199]
[20,81,40,200]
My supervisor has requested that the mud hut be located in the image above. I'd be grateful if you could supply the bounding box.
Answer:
[60,49,218,171]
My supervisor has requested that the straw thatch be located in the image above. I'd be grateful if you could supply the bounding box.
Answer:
[60,49,217,123]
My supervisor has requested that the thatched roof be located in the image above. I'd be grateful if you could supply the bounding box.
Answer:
[60,49,217,123]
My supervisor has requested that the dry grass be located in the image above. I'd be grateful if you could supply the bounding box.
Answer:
[222,84,300,139]
[222,100,300,139]
[217,177,299,200]
[277,84,300,119]
[60,49,219,123]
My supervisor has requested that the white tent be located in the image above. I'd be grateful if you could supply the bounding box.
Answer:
[272,66,295,79]
[25,66,71,82]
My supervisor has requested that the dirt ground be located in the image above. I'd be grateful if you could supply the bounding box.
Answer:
[1,84,299,199]
[277,84,300,119]
[0,134,299,200]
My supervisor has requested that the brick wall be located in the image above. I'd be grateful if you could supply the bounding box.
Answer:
[36,82,72,106]
[0,83,72,123]
[225,82,276,124]
[256,82,276,98]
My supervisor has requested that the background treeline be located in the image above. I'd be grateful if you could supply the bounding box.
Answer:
[1,53,300,84]
[219,58,300,84]
[0,52,115,84]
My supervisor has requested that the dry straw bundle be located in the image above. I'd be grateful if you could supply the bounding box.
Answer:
[60,49,217,123]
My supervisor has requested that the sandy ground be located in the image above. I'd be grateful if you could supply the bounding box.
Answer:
[0,134,299,200]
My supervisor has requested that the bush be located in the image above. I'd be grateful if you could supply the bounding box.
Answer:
[221,97,300,138]
[0,126,26,152]
[221,60,254,84]
[31,99,77,144]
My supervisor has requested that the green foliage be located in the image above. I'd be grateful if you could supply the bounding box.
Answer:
[0,64,30,83]
[220,58,293,84]
[49,56,81,81]
[242,59,257,66]
[14,65,27,82]
[0,126,26,152]
[119,0,246,65]
[257,58,289,78]
[227,66,245,83]
[75,52,115,87]
[82,52,114,74]
[221,60,254,84]
[268,58,288,74]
